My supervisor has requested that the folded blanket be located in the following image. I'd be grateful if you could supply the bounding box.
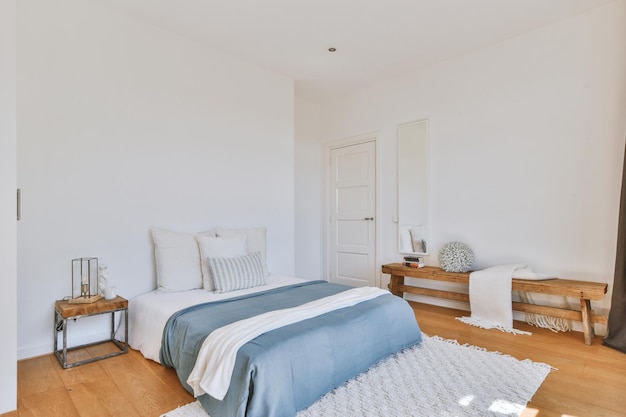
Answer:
[512,267,555,281]
[457,264,531,335]
[512,268,571,332]
[187,286,389,400]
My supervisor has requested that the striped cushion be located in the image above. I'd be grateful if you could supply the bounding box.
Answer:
[207,252,266,293]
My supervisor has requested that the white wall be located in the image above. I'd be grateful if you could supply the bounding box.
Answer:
[298,1,626,329]
[294,97,323,279]
[0,0,18,411]
[17,0,294,358]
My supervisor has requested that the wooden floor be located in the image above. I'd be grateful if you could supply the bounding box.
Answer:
[412,302,626,417]
[4,301,626,417]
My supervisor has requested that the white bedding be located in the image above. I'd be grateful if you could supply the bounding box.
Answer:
[128,275,310,363]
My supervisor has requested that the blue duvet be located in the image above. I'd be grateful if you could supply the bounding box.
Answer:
[160,281,422,417]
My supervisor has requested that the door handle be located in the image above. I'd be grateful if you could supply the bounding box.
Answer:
[17,188,20,221]
[364,217,374,221]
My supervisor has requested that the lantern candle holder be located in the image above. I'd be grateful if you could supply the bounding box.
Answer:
[70,257,102,304]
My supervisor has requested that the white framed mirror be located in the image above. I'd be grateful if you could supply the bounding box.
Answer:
[398,119,430,255]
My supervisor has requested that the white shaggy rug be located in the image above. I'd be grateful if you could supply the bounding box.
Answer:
[161,334,552,417]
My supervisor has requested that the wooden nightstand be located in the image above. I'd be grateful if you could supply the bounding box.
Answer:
[54,296,128,368]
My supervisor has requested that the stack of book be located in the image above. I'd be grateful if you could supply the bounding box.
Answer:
[402,256,424,268]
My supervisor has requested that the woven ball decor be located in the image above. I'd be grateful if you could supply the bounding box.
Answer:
[438,241,474,273]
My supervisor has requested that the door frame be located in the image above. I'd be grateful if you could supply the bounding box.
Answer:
[323,132,381,287]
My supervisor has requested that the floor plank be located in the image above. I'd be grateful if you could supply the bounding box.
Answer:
[19,386,80,417]
[17,355,65,398]
[67,380,141,417]
[97,351,190,417]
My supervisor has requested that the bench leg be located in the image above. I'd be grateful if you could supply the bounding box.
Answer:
[580,299,594,345]
[389,275,405,298]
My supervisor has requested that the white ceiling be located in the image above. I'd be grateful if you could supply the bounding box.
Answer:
[91,0,614,102]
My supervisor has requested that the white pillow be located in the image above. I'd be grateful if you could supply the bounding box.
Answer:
[152,228,207,292]
[197,234,247,291]
[216,227,269,276]
[208,252,266,293]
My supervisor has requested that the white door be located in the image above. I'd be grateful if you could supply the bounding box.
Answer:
[328,140,376,287]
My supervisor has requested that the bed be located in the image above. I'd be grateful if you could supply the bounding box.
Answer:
[128,227,422,417]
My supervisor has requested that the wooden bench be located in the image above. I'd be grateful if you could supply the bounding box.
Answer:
[382,263,608,345]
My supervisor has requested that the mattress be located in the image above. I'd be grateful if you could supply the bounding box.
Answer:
[128,274,308,363]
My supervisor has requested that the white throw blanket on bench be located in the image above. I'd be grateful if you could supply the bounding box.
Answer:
[457,264,531,335]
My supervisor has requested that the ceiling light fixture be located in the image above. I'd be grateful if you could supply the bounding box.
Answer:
[328,47,336,52]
